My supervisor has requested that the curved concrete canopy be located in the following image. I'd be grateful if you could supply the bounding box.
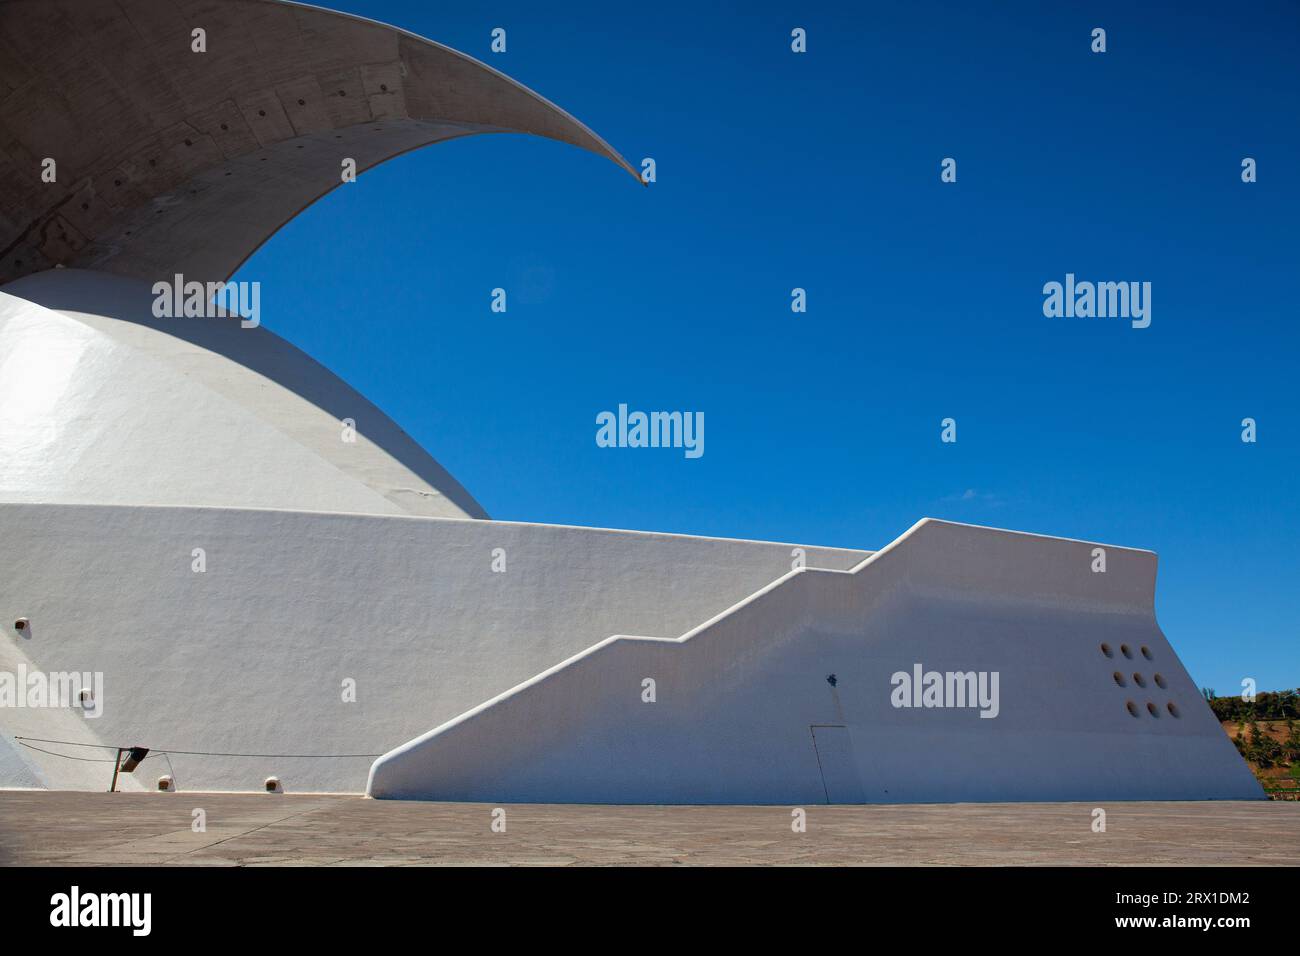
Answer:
[0,0,638,286]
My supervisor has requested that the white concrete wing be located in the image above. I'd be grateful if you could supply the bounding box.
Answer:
[0,0,639,285]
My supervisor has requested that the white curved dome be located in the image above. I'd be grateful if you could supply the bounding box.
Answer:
[0,268,486,518]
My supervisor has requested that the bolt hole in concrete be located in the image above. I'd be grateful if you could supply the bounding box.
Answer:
[1147,702,1160,717]
[1141,646,1153,660]
[1121,644,1133,659]
[1113,672,1126,687]
[1167,701,1180,717]
[1133,673,1147,688]
[1154,673,1167,688]
[1100,642,1113,657]
[1126,701,1139,717]
[14,617,28,631]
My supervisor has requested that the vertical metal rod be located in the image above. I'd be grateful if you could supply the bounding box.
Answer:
[109,748,123,793]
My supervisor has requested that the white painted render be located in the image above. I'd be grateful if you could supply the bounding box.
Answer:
[0,270,485,519]
[0,501,868,794]
[369,519,1263,804]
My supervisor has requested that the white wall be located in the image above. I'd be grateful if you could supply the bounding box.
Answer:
[369,519,1263,804]
[0,502,868,793]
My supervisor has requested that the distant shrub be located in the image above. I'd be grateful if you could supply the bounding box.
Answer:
[1208,689,1300,723]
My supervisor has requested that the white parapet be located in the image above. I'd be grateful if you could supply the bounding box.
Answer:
[368,519,1263,804]
[0,501,867,793]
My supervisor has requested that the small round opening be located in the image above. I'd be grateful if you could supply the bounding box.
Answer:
[1167,702,1180,718]
[1153,673,1167,689]
[1141,646,1153,660]
[1146,702,1159,717]
[297,98,305,106]
[1133,673,1147,688]
[1112,672,1126,687]
[1126,701,1139,717]
[258,109,266,117]
[1100,643,1113,658]
[1120,644,1133,659]
[14,618,27,630]
[264,776,280,793]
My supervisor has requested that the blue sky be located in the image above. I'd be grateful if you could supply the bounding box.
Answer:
[238,0,1299,693]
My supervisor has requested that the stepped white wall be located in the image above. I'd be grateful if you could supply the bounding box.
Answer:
[369,519,1263,804]
[0,502,868,793]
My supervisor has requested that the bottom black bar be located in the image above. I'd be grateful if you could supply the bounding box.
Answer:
[0,865,1287,942]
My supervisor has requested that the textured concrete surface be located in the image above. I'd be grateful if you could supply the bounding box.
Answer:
[0,0,637,285]
[0,269,488,519]
[371,519,1262,805]
[0,499,866,793]
[1,792,1296,866]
